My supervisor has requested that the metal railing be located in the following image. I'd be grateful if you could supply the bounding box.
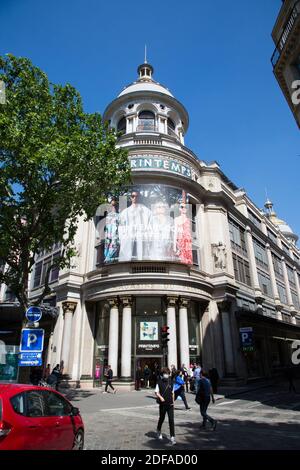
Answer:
[136,124,159,132]
[271,0,300,67]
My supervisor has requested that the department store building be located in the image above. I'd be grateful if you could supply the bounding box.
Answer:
[25,62,300,388]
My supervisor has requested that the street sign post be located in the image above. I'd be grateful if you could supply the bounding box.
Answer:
[20,329,44,353]
[239,327,254,352]
[18,352,42,367]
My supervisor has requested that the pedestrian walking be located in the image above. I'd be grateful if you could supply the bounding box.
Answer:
[170,365,177,380]
[195,371,217,430]
[180,364,190,393]
[143,365,151,388]
[155,367,176,445]
[193,363,202,394]
[103,365,116,394]
[174,370,191,410]
[135,366,142,391]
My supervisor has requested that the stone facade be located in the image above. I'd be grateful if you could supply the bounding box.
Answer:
[25,61,300,388]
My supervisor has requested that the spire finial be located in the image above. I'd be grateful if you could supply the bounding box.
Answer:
[144,44,147,63]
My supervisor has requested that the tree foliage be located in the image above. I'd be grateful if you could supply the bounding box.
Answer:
[0,54,131,309]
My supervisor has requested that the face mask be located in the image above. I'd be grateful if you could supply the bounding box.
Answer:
[163,374,169,379]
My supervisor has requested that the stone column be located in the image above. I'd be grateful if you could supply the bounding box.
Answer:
[281,257,294,310]
[179,298,190,369]
[218,301,235,376]
[166,297,178,368]
[61,301,77,376]
[121,297,132,380]
[46,331,54,367]
[245,227,262,297]
[266,243,283,320]
[108,298,119,378]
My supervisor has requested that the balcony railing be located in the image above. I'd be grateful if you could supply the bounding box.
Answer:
[271,0,300,67]
[136,124,159,132]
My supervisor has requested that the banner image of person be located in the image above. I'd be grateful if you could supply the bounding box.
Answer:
[119,190,153,262]
[100,185,194,266]
[151,201,174,260]
[140,322,158,341]
[173,196,193,265]
[104,197,120,263]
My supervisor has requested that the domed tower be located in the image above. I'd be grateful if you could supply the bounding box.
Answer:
[103,60,189,149]
[264,198,299,246]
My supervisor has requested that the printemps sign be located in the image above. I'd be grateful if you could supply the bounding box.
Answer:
[130,155,195,180]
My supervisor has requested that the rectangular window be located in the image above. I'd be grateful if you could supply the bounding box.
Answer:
[272,253,284,279]
[287,265,296,287]
[33,261,42,288]
[253,238,268,269]
[49,252,61,283]
[232,253,251,286]
[292,291,300,310]
[277,283,288,305]
[258,271,273,297]
[228,219,247,256]
[267,229,277,244]
[282,243,290,256]
[248,210,261,229]
[41,257,52,285]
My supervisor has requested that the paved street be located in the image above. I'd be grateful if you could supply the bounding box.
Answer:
[65,381,300,450]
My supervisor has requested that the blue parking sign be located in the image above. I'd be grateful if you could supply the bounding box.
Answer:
[239,327,254,351]
[20,329,44,353]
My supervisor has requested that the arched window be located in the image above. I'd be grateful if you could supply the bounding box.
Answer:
[138,110,155,131]
[117,117,126,134]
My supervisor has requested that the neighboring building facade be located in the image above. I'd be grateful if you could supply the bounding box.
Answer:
[23,61,300,389]
[271,0,300,127]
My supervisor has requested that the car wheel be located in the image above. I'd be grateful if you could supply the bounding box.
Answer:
[72,430,84,450]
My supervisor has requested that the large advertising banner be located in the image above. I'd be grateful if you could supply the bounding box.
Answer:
[96,185,195,266]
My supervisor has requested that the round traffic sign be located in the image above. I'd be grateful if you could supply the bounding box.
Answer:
[25,306,42,323]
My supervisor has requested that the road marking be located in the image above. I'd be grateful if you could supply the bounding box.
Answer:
[101,404,157,412]
[216,400,239,407]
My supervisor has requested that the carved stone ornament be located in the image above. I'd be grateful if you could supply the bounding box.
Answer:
[211,242,227,270]
[62,301,77,315]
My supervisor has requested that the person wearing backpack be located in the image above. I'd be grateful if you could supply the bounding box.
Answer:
[195,371,217,430]
[155,367,176,445]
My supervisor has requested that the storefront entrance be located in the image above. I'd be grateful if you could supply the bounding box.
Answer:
[136,357,162,388]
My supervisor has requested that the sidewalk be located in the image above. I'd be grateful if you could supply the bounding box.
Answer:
[218,377,300,398]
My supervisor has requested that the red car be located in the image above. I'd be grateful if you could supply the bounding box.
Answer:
[0,384,84,450]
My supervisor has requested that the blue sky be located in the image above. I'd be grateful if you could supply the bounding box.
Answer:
[1,0,299,237]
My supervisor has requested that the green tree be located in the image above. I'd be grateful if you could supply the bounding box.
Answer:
[0,54,130,310]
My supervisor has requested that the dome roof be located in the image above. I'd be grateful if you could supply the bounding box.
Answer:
[264,199,298,243]
[118,80,173,97]
[118,62,173,98]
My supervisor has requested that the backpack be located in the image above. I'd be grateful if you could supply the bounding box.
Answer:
[195,379,206,404]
